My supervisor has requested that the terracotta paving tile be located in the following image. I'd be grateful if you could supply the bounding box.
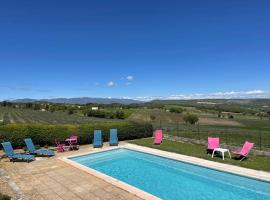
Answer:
[0,143,142,200]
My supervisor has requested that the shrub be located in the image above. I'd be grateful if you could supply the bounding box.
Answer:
[228,114,234,119]
[0,193,10,200]
[169,107,184,114]
[114,111,125,119]
[150,115,156,121]
[0,121,153,148]
[83,109,127,119]
[183,113,199,124]
[67,108,75,115]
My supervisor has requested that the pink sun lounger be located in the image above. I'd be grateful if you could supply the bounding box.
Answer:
[207,137,220,154]
[232,141,254,161]
[154,129,163,145]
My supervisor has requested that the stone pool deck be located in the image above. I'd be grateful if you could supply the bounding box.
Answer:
[0,142,141,200]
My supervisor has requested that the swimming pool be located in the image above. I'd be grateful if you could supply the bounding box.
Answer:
[70,148,270,200]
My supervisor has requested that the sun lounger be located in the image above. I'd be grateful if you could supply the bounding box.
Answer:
[154,129,163,145]
[1,142,35,162]
[109,129,118,146]
[207,137,220,154]
[24,138,54,156]
[93,130,103,148]
[232,141,254,161]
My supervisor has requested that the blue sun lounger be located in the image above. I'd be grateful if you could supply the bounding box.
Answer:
[1,142,35,162]
[93,130,103,148]
[109,129,118,146]
[24,138,54,156]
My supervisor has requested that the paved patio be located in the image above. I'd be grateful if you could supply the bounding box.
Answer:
[0,143,141,200]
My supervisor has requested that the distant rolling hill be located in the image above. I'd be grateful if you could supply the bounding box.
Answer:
[11,97,143,105]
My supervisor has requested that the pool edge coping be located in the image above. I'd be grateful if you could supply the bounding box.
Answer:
[59,143,270,200]
[59,146,161,200]
[125,143,270,182]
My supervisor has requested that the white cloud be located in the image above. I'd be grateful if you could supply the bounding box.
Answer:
[133,90,269,101]
[127,75,133,81]
[107,81,115,87]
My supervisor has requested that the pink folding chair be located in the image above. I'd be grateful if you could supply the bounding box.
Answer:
[68,135,79,150]
[207,137,220,154]
[154,129,163,145]
[232,141,254,161]
[55,139,65,153]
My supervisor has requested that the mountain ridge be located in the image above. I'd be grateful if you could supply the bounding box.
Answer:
[11,97,143,105]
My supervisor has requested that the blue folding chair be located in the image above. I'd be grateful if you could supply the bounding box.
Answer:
[109,129,118,146]
[1,142,35,162]
[24,138,54,156]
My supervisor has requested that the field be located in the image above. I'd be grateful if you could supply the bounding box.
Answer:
[128,108,270,151]
[1,100,270,151]
[0,107,119,124]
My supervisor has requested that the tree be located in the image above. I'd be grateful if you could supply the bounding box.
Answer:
[2,101,7,107]
[67,108,75,115]
[150,115,156,121]
[183,113,199,124]
[228,114,234,119]
[33,104,41,110]
[25,103,33,109]
[115,111,125,119]
[256,112,267,120]
[169,107,184,114]
[266,111,270,120]
[49,106,55,113]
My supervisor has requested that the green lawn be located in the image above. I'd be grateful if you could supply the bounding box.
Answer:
[129,138,270,172]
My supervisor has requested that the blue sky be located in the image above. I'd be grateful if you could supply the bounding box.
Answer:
[0,0,270,100]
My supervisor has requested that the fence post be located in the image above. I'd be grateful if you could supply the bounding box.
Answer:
[177,120,179,136]
[259,129,262,151]
[159,120,162,129]
[225,128,228,145]
[197,123,200,140]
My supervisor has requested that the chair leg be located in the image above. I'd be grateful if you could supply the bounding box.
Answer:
[240,156,246,161]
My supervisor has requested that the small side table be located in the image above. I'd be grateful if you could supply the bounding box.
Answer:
[212,148,231,160]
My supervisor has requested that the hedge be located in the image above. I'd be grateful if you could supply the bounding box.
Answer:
[0,121,153,148]
[0,193,10,200]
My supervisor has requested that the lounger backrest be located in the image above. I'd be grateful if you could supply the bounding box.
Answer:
[69,136,78,143]
[154,129,163,143]
[110,129,118,141]
[240,141,254,156]
[208,137,220,150]
[94,130,102,142]
[1,142,15,156]
[24,138,36,152]
[155,129,162,138]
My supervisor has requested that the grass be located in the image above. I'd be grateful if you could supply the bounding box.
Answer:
[128,108,270,150]
[129,138,270,172]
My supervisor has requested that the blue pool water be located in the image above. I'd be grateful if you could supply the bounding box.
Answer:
[70,148,270,200]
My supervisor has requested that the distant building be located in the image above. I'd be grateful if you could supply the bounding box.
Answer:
[92,107,99,110]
